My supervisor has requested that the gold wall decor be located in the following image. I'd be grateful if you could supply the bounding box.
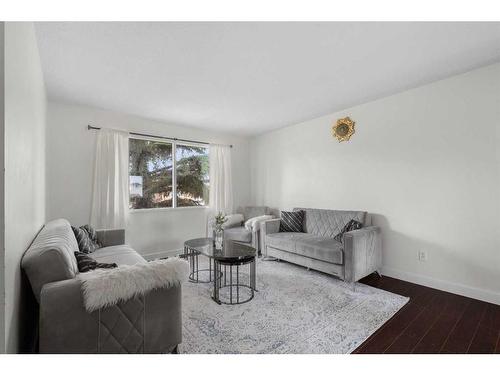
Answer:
[332,116,355,142]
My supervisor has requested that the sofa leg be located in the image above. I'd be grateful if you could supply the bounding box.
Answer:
[345,281,356,292]
[171,345,179,354]
[261,256,277,261]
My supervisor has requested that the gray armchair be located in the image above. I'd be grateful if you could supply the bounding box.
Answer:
[208,206,274,254]
[21,219,182,353]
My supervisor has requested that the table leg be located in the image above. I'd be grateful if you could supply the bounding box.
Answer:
[213,260,217,301]
[230,266,233,304]
[188,247,193,280]
[209,258,212,282]
[236,265,239,303]
[190,248,194,275]
[251,258,256,291]
[217,261,222,304]
[196,253,199,282]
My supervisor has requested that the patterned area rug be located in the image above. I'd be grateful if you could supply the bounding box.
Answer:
[180,258,408,354]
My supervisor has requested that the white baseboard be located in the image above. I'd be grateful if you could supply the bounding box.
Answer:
[143,248,183,261]
[381,266,500,305]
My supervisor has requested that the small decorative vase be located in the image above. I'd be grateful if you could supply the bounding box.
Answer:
[215,227,224,250]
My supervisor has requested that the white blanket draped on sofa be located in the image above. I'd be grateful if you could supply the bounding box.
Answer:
[90,128,129,229]
[78,258,189,312]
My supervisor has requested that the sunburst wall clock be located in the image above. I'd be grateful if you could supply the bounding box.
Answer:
[332,117,355,142]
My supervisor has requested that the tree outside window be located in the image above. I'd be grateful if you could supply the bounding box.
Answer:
[176,144,209,207]
[129,138,209,209]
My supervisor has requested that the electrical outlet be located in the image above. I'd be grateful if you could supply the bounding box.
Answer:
[418,250,428,262]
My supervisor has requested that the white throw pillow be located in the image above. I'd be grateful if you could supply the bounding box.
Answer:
[244,215,274,231]
[222,214,244,228]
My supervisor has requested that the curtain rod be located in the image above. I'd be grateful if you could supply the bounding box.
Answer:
[87,125,233,148]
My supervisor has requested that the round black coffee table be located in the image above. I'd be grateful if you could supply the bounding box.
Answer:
[183,238,257,305]
[183,238,220,283]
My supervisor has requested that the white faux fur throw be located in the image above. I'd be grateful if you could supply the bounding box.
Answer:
[244,215,274,231]
[77,258,189,312]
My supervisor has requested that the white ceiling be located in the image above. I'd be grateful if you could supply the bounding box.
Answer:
[35,22,500,136]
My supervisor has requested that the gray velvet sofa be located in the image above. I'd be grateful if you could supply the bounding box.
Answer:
[21,219,182,354]
[261,208,382,284]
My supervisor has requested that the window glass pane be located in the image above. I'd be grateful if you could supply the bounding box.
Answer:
[129,138,173,209]
[176,144,209,207]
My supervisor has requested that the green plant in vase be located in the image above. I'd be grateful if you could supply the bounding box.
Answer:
[214,212,227,249]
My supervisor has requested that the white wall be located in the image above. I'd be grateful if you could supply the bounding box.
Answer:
[46,101,251,257]
[4,22,47,353]
[251,63,500,305]
[0,21,5,354]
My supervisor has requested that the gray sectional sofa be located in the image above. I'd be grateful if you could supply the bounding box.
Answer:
[261,208,382,284]
[21,219,182,354]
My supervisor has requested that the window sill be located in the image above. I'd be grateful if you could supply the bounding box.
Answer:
[129,206,211,214]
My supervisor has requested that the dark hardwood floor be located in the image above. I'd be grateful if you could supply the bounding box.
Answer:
[354,274,500,354]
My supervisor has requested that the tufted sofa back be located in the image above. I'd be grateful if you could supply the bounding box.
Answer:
[22,219,79,302]
[294,208,367,238]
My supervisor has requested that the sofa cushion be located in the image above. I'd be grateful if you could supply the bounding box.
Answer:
[266,232,343,264]
[294,208,366,238]
[90,245,147,266]
[294,235,343,264]
[266,232,300,250]
[223,226,252,243]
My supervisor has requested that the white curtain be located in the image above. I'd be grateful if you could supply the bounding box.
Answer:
[209,144,233,215]
[90,128,129,229]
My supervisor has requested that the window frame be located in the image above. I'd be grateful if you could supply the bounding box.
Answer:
[128,135,210,211]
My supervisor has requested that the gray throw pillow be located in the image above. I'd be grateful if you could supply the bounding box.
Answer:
[279,210,304,232]
[334,219,363,242]
[71,225,102,253]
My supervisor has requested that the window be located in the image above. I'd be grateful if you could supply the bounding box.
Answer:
[129,137,209,209]
[129,138,173,209]
[176,144,210,207]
